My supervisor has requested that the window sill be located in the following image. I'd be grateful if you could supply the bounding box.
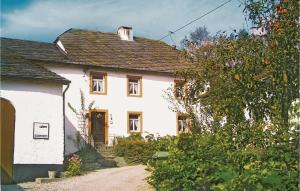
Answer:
[128,131,142,134]
[127,94,142,98]
[90,91,107,95]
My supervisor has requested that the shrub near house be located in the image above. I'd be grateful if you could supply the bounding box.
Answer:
[114,134,174,164]
[64,154,83,176]
[148,126,299,190]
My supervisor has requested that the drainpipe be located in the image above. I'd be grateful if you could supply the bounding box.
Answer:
[63,84,70,157]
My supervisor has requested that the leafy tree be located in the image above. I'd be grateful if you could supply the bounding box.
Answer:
[149,0,299,190]
[180,26,211,49]
[244,0,299,127]
[190,26,210,43]
[177,0,299,131]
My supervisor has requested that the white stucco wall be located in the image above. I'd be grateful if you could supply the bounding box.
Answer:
[0,80,64,164]
[47,66,177,154]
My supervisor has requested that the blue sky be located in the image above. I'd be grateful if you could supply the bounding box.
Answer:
[0,0,248,45]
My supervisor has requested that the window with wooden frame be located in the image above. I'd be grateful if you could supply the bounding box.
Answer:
[177,113,190,134]
[127,112,143,134]
[127,75,142,97]
[90,72,107,94]
[174,80,185,98]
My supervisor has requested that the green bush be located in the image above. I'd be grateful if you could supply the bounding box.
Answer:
[114,134,153,164]
[64,153,83,176]
[151,135,175,152]
[114,134,175,164]
[148,129,299,191]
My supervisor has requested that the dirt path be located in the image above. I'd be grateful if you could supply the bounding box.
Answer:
[2,165,154,191]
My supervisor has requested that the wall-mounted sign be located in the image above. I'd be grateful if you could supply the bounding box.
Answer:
[33,122,49,139]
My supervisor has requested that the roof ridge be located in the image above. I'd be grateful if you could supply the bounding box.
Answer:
[2,29,172,48]
[1,37,55,45]
[60,28,116,35]
[60,28,173,47]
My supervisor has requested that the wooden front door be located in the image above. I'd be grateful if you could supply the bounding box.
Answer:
[1,98,15,184]
[90,111,108,144]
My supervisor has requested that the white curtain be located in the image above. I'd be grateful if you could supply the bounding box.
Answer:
[134,120,138,131]
[93,79,103,92]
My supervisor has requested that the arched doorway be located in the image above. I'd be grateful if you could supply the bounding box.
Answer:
[1,98,15,184]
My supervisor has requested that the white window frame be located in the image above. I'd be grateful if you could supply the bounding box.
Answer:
[129,80,140,95]
[93,78,104,93]
[129,116,140,132]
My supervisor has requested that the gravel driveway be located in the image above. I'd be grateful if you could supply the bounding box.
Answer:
[2,165,154,191]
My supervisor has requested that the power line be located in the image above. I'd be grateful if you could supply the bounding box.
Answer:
[158,0,233,41]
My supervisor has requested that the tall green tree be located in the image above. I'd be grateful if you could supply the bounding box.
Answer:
[149,2,299,190]
[177,0,299,130]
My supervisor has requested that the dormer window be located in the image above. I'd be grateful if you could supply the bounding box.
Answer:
[90,72,107,95]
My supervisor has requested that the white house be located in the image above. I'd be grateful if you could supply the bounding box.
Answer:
[1,48,70,183]
[51,27,189,152]
[1,26,189,182]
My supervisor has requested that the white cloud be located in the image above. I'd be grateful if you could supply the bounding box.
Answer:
[1,0,246,45]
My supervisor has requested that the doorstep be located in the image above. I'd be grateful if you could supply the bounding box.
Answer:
[35,178,62,184]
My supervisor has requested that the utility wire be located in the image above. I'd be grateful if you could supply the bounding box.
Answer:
[158,0,233,41]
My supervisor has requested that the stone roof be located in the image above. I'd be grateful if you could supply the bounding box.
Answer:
[1,46,70,84]
[57,28,185,73]
[1,28,188,79]
[1,37,70,63]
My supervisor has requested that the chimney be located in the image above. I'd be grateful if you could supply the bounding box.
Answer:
[117,26,133,41]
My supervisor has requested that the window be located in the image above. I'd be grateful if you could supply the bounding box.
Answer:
[127,75,142,97]
[128,112,143,133]
[177,114,190,134]
[90,72,107,94]
[174,80,185,98]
